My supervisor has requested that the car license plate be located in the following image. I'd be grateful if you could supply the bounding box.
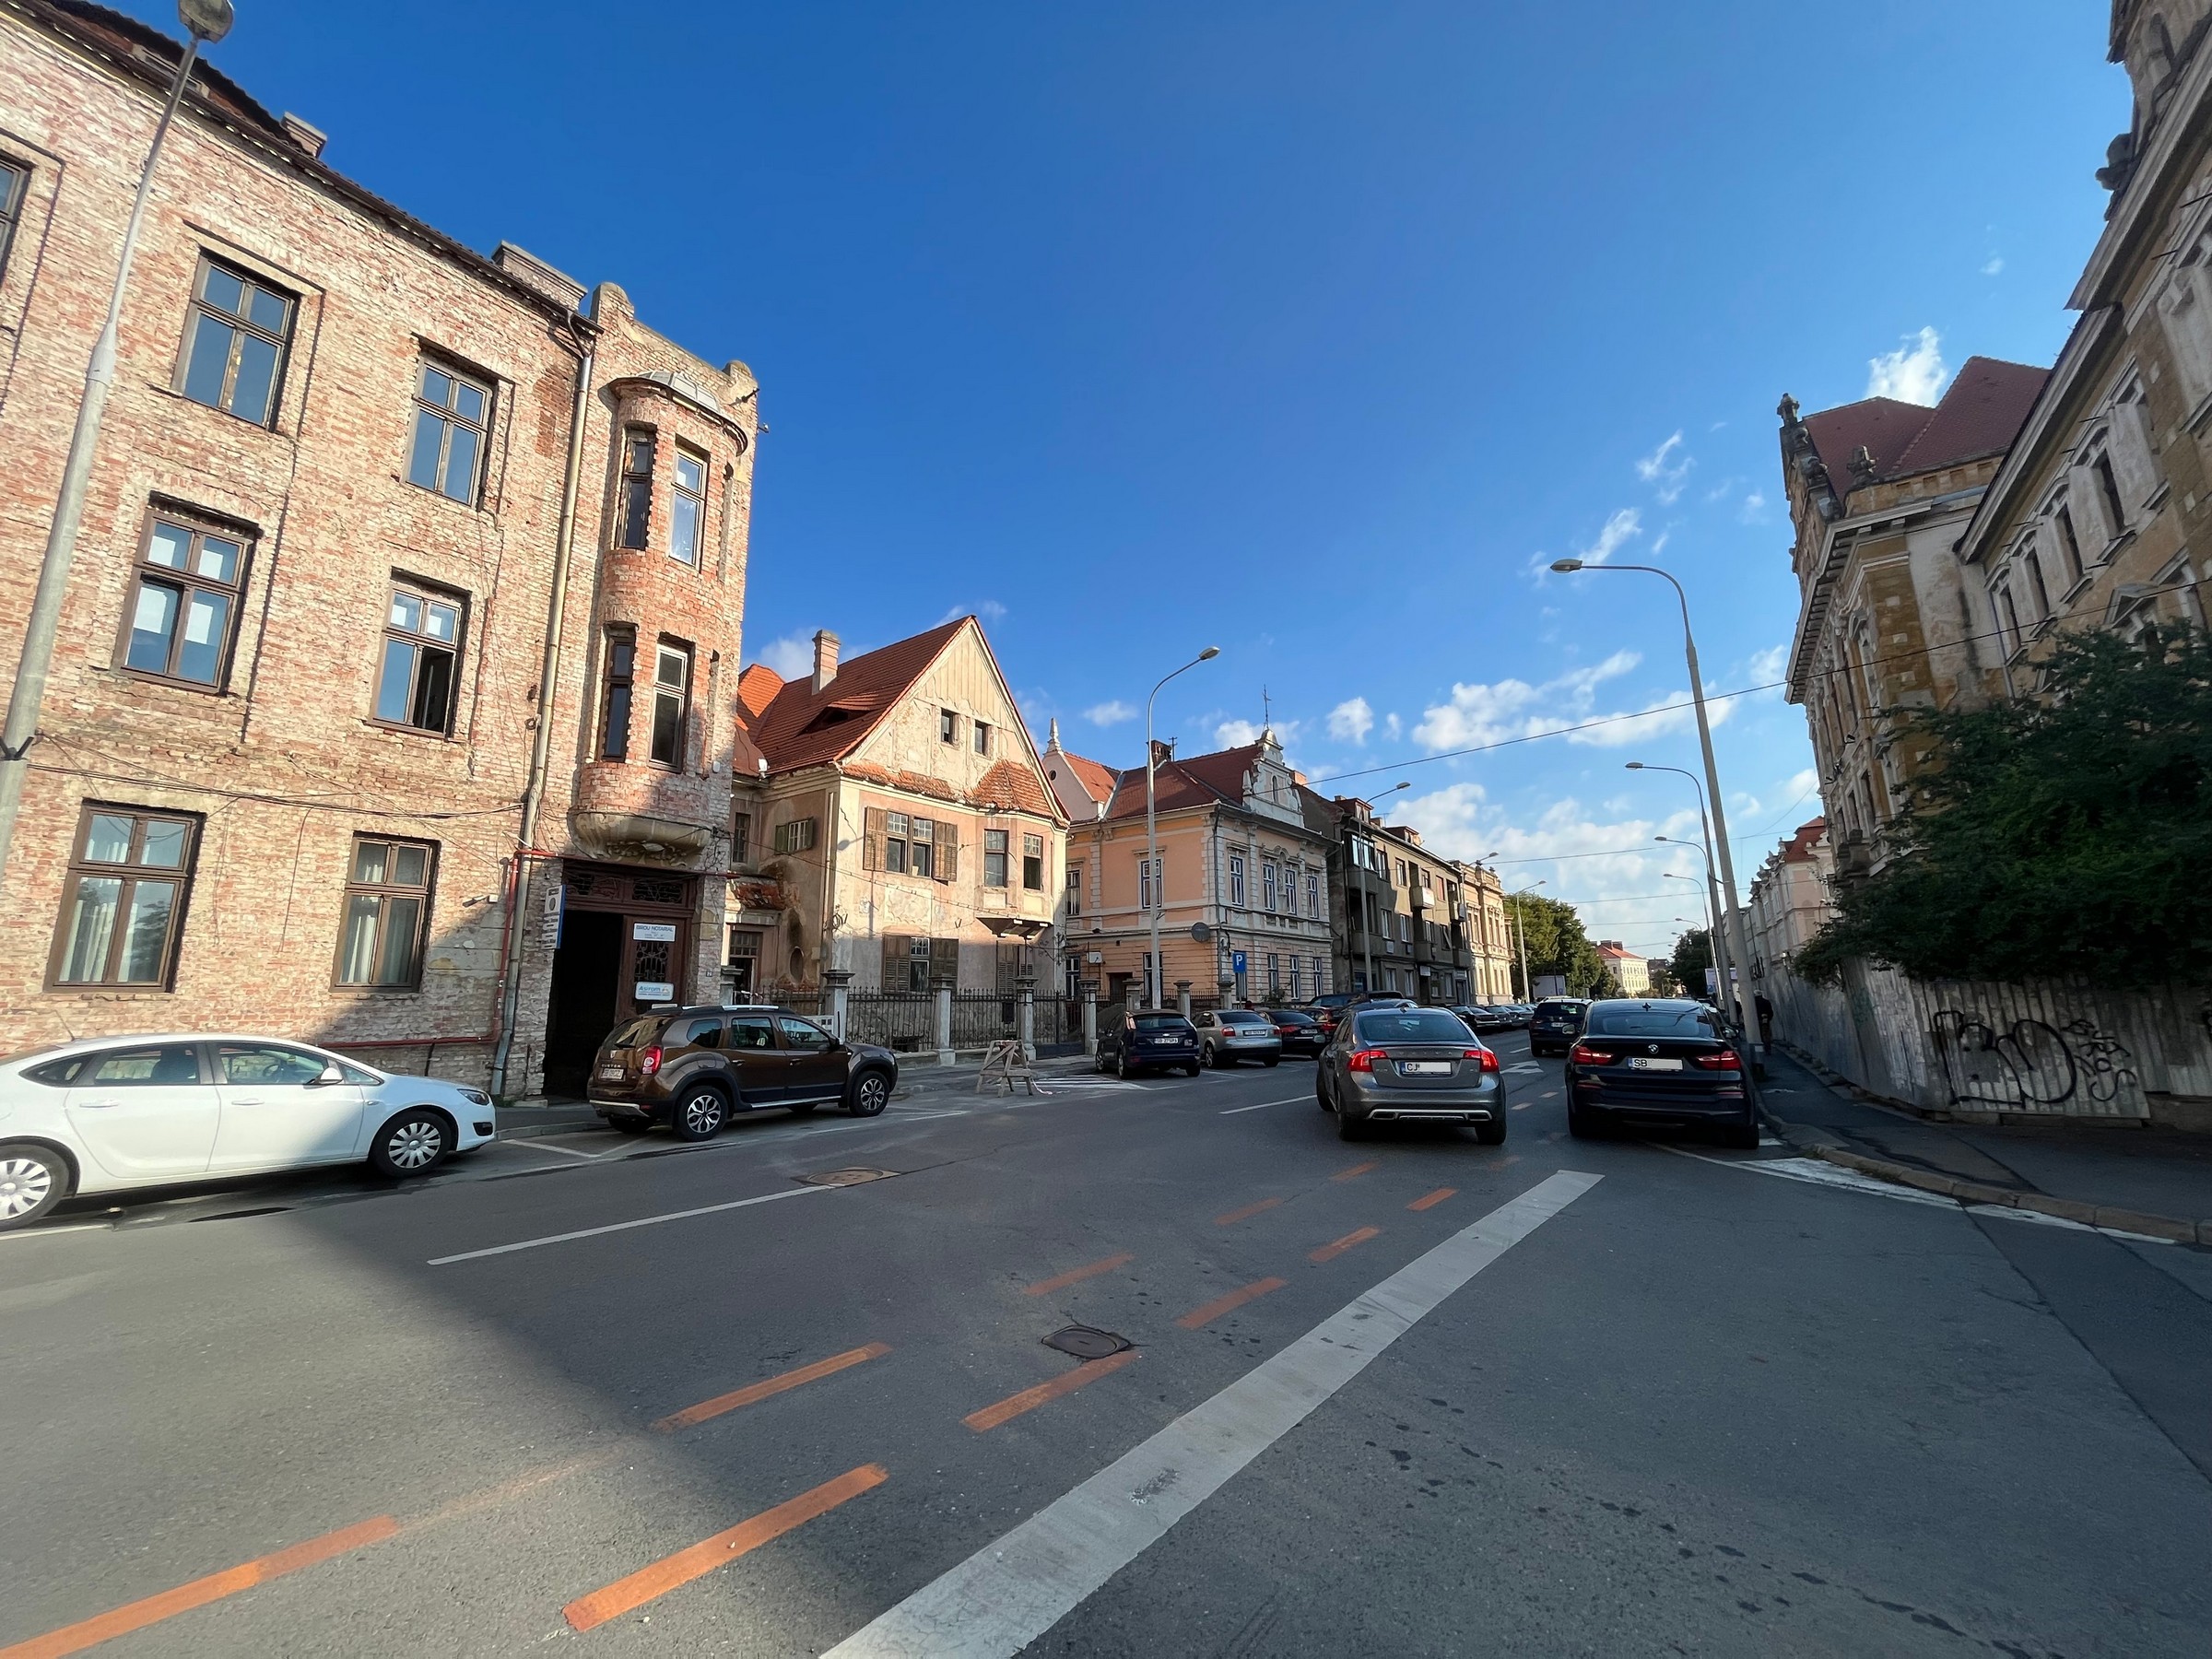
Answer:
[597,1065,625,1079]
[1628,1057,1683,1071]
[1400,1060,1452,1076]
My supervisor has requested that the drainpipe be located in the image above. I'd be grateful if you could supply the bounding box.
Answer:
[489,310,599,1098]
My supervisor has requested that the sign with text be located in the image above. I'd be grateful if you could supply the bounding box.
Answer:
[634,981,676,1003]
[632,922,678,942]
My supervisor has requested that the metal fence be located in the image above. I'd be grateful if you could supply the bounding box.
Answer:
[836,990,1078,1053]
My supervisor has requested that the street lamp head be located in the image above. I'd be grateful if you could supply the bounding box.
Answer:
[1390,781,1408,793]
[1197,645,1220,661]
[178,0,233,41]
[1624,761,1644,770]
[1550,559,1584,574]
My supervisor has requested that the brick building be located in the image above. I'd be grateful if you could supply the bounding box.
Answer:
[0,1,759,1097]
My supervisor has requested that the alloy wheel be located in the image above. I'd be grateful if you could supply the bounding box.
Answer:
[684,1093,724,1135]
[850,1073,889,1116]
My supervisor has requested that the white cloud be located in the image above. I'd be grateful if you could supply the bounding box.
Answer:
[749,634,815,679]
[1737,490,1768,524]
[1084,700,1137,726]
[1746,642,1789,683]
[1866,326,1948,406]
[936,599,1008,627]
[1785,767,1818,798]
[1384,712,1403,742]
[1635,431,1692,503]
[1583,507,1641,564]
[1217,719,1264,747]
[1327,697,1374,745]
[1703,475,1740,503]
[1982,256,2004,276]
[1411,650,1736,756]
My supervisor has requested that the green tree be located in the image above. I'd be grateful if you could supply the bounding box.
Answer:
[1505,893,1606,995]
[1671,927,1712,995]
[1797,624,2212,987]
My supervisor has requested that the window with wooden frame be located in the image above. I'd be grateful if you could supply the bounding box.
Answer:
[939,708,959,745]
[618,429,655,549]
[669,448,707,566]
[983,828,1008,888]
[1229,853,1246,909]
[407,359,490,504]
[373,582,465,735]
[730,811,752,864]
[974,720,992,756]
[50,806,199,988]
[1306,871,1320,919]
[0,158,25,285]
[2053,501,2085,584]
[1065,861,1082,914]
[178,256,293,426]
[119,511,248,689]
[335,837,434,988]
[2091,447,2128,540]
[599,627,636,759]
[1262,859,1277,912]
[1138,854,1159,913]
[1022,832,1043,890]
[649,640,691,766]
[772,817,818,855]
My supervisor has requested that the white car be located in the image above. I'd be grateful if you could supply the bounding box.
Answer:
[0,1034,498,1230]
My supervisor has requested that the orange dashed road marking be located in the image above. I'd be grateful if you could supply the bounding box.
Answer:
[654,1343,892,1431]
[1214,1196,1283,1226]
[1023,1253,1135,1298]
[1309,1225,1381,1264]
[0,1516,400,1659]
[964,1349,1142,1431]
[562,1465,887,1633]
[1175,1277,1288,1330]
[1407,1188,1456,1212]
[1331,1160,1380,1182]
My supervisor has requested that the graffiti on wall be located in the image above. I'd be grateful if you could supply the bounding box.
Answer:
[1928,1010,2140,1110]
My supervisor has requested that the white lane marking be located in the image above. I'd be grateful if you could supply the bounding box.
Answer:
[504,1138,623,1161]
[429,1182,839,1265]
[1506,1062,1543,1076]
[0,1222,113,1245]
[1653,1147,2175,1243]
[823,1170,1602,1659]
[1219,1096,1310,1115]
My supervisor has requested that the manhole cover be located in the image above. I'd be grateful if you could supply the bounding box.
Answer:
[793,1167,898,1188]
[1043,1325,1131,1359]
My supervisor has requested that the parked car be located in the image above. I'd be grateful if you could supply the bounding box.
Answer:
[1451,1005,1508,1035]
[1096,1008,1202,1077]
[1315,1003,1506,1143]
[1528,996,1593,1057]
[1302,989,1408,1041]
[1565,998,1757,1147]
[0,1034,499,1231]
[590,1004,898,1139]
[1195,1008,1284,1067]
[1269,1007,1327,1057]
[1494,1004,1534,1029]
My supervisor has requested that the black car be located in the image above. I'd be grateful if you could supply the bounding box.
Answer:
[1528,996,1592,1057]
[1451,1004,1507,1035]
[1269,1007,1326,1057]
[1096,1009,1202,1077]
[1565,998,1757,1147]
[590,1005,898,1139]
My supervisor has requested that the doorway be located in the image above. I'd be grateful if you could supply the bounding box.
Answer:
[544,910,621,1097]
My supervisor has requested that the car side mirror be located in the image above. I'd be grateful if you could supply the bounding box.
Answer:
[309,1064,346,1087]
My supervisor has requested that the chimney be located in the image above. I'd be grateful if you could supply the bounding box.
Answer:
[812,629,840,693]
[280,113,327,159]
[1148,737,1175,768]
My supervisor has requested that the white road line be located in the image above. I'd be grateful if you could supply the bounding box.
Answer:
[502,1137,622,1161]
[428,1182,839,1265]
[1219,1095,1310,1114]
[1506,1062,1543,1076]
[823,1170,1602,1659]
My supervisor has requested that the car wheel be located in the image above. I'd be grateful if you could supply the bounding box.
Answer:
[1475,1116,1508,1147]
[1566,1098,1602,1139]
[1093,1049,1110,1074]
[369,1110,453,1178]
[1115,1051,1131,1080]
[1316,1073,1333,1111]
[670,1087,728,1141]
[1199,1043,1215,1068]
[607,1117,652,1136]
[845,1072,891,1118]
[1722,1117,1759,1150]
[0,1142,70,1230]
[1337,1107,1369,1141]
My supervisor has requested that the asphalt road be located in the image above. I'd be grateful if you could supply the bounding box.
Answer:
[3,1032,2207,1657]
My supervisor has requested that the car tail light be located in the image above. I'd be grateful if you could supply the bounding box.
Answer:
[1347,1048,1387,1073]
[1569,1043,1614,1065]
[1464,1048,1500,1074]
[640,1047,664,1076]
[1693,1050,1742,1071]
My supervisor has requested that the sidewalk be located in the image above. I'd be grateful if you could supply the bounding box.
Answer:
[1759,1043,2212,1245]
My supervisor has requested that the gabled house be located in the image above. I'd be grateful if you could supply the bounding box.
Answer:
[730,618,1066,996]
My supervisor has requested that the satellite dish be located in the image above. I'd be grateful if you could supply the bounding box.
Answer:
[1189,922,1213,944]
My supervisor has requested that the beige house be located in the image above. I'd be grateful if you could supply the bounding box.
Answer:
[1453,861,1516,1004]
[730,619,1065,996]
[1595,942,1651,996]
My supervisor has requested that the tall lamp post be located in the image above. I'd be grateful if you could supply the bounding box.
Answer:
[1144,646,1219,1007]
[0,0,236,891]
[1507,877,1545,1001]
[1625,761,1729,997]
[1346,782,1408,994]
[1552,557,1759,1056]
[1661,870,1727,993]
[1654,834,1739,1021]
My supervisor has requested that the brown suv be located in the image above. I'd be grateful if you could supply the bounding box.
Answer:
[588,1005,899,1140]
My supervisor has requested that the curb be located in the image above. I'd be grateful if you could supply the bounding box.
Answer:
[1764,1115,2209,1245]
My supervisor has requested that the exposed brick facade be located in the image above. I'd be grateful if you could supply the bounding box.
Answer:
[0,2,756,1096]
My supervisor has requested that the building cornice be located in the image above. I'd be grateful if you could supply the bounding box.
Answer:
[2072,25,2212,312]
[1783,487,1986,701]
[1952,305,2124,568]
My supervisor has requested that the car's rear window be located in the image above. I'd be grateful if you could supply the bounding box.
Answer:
[607,1016,663,1049]
[1353,1009,1476,1045]
[1534,1000,1583,1018]
[1133,1013,1189,1031]
[1219,1011,1268,1026]
[1587,1006,1718,1038]
[1275,1010,1315,1025]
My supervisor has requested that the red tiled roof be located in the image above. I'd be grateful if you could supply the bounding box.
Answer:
[742,618,968,773]
[1804,357,2047,498]
[1802,397,1936,492]
[1057,750,1120,804]
[735,663,783,723]
[1098,743,1269,820]
[1780,817,1828,863]
[972,759,1057,818]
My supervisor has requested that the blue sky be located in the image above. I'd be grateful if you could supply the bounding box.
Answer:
[137,1,2124,955]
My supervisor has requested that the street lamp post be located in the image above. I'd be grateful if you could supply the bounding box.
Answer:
[1654,834,1739,1022]
[1661,870,1727,993]
[1509,877,1545,1001]
[1145,647,1219,1007]
[1552,557,1759,1056]
[1347,782,1408,995]
[1625,760,1730,1002]
[0,0,236,892]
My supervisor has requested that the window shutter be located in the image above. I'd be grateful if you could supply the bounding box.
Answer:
[863,806,886,872]
[2111,398,2160,510]
[930,935,959,987]
[2068,456,2117,547]
[880,932,908,987]
[935,819,959,882]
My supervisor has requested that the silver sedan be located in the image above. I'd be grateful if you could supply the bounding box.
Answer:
[1315,1005,1507,1143]
[1194,1009,1283,1068]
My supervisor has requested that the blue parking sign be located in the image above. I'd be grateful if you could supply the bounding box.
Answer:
[1231,950,1248,974]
